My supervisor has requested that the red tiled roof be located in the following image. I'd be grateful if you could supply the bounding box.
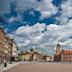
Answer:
[63,50,72,54]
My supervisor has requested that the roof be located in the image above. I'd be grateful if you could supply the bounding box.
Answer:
[62,50,72,54]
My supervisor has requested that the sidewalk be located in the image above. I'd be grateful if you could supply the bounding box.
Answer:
[0,62,19,72]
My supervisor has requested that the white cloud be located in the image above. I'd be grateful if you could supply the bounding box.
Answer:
[8,17,18,23]
[37,0,58,19]
[32,23,46,32]
[4,0,72,55]
[16,22,46,35]
[0,0,58,19]
[61,0,72,17]
[17,0,58,19]
[14,22,72,55]
[59,0,72,25]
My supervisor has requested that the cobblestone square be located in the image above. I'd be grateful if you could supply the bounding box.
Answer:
[3,62,72,72]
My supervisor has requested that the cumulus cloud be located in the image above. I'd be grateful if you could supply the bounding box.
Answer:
[14,22,72,55]
[0,0,58,22]
[17,0,58,19]
[2,0,72,55]
[58,0,72,25]
[61,0,72,18]
[8,16,18,23]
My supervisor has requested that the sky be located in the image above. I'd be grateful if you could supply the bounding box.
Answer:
[0,0,72,55]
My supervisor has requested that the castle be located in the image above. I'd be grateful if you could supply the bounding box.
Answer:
[54,42,72,62]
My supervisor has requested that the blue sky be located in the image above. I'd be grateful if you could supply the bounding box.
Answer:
[0,0,72,55]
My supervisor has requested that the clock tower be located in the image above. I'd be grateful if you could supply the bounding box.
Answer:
[56,42,62,55]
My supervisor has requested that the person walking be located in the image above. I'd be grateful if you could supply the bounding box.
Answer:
[4,59,7,67]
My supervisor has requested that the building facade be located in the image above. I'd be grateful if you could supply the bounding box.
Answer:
[18,48,53,62]
[54,43,62,62]
[54,42,72,62]
[11,40,18,61]
[61,50,72,62]
[0,28,18,63]
[0,28,9,63]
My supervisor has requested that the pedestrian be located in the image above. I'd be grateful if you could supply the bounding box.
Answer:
[4,59,7,67]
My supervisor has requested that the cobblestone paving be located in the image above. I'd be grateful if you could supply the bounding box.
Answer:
[3,62,72,72]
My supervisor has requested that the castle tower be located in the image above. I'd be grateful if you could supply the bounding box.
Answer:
[56,41,62,55]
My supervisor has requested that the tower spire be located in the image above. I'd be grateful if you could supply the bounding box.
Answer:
[58,39,59,44]
[57,39,60,47]
[56,40,61,55]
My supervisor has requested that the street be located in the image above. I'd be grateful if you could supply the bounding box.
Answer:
[3,62,72,72]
